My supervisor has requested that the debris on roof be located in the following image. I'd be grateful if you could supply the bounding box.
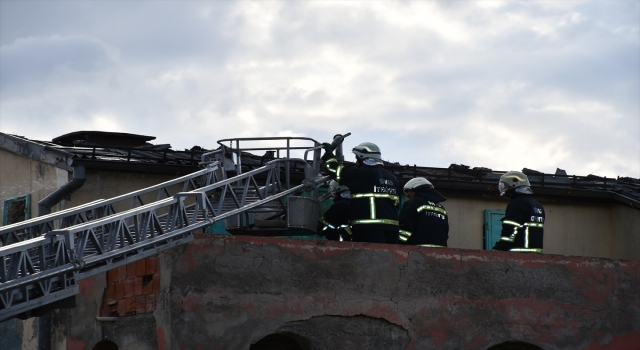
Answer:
[1,131,638,209]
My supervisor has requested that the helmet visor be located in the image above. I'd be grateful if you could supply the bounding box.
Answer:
[498,181,509,196]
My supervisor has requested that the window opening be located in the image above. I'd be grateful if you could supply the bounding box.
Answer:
[3,194,31,226]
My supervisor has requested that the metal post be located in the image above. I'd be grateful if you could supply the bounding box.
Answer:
[286,139,291,191]
[334,135,344,164]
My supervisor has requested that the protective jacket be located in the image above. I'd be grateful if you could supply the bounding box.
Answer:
[318,197,352,242]
[398,188,449,247]
[493,193,545,253]
[324,155,400,240]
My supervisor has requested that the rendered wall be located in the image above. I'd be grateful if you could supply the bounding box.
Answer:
[62,169,182,214]
[439,193,638,260]
[0,149,68,223]
[148,235,639,350]
[611,205,640,260]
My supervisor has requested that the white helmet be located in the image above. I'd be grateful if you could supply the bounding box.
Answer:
[403,177,433,195]
[352,142,382,160]
[499,171,533,196]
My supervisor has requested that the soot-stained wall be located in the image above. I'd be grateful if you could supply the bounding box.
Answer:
[153,235,640,350]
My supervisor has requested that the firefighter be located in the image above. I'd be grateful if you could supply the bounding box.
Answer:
[322,142,400,244]
[398,177,449,247]
[318,180,352,242]
[493,171,545,253]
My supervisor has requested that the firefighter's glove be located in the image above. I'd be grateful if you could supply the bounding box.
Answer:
[322,143,332,153]
[321,150,335,162]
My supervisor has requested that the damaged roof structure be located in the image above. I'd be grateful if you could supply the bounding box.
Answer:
[2,130,638,210]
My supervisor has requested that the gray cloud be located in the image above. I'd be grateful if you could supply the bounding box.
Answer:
[0,1,638,178]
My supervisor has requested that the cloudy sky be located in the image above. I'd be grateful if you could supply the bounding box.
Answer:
[1,1,638,178]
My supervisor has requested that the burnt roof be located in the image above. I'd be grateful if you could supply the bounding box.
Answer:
[1,131,638,209]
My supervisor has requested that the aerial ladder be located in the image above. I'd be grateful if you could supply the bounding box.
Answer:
[0,134,349,322]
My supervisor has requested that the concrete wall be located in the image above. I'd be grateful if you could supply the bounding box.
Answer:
[0,149,68,223]
[148,236,640,349]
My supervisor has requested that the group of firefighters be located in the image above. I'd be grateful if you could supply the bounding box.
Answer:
[318,141,546,254]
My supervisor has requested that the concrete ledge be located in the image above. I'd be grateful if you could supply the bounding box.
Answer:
[154,234,640,350]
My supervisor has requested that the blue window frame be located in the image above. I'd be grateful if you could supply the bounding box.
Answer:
[484,209,505,250]
[3,194,31,226]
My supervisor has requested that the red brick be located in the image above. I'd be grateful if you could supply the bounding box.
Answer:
[136,296,146,314]
[134,277,143,295]
[146,294,157,313]
[136,259,146,277]
[152,273,161,292]
[126,297,136,314]
[117,299,126,316]
[115,281,125,299]
[101,301,108,316]
[124,279,134,296]
[117,265,127,280]
[143,276,154,294]
[145,257,156,275]
[126,262,136,279]
[107,268,117,282]
[155,257,161,272]
[104,282,116,300]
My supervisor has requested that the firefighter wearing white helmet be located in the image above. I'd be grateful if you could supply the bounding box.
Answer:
[493,171,545,254]
[318,181,352,242]
[398,177,449,247]
[322,141,400,244]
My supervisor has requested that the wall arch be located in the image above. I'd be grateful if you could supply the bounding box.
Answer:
[250,332,309,350]
[487,341,544,350]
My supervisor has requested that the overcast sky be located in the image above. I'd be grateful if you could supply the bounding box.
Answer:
[1,1,638,178]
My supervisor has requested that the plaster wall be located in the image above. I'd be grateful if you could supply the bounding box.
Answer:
[0,149,67,223]
[61,169,182,214]
[148,235,639,350]
[442,194,502,250]
[543,202,613,258]
[611,205,640,260]
[439,193,638,260]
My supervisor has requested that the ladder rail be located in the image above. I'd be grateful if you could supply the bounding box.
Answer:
[0,131,353,322]
[0,160,320,321]
[0,164,221,246]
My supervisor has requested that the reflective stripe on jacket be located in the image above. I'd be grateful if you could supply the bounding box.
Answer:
[398,189,449,246]
[324,156,399,232]
[493,194,545,254]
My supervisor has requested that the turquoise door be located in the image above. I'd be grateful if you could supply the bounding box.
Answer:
[484,209,505,250]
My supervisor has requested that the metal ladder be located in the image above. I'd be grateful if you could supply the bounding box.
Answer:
[0,135,341,322]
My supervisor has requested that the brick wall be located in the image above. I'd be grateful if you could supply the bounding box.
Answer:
[101,257,161,317]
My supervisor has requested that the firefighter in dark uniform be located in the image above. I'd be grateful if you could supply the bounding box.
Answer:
[493,171,545,253]
[399,177,449,247]
[322,142,400,244]
[318,180,352,242]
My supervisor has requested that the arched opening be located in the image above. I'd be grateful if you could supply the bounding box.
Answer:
[250,332,309,350]
[487,341,544,350]
[93,339,119,350]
